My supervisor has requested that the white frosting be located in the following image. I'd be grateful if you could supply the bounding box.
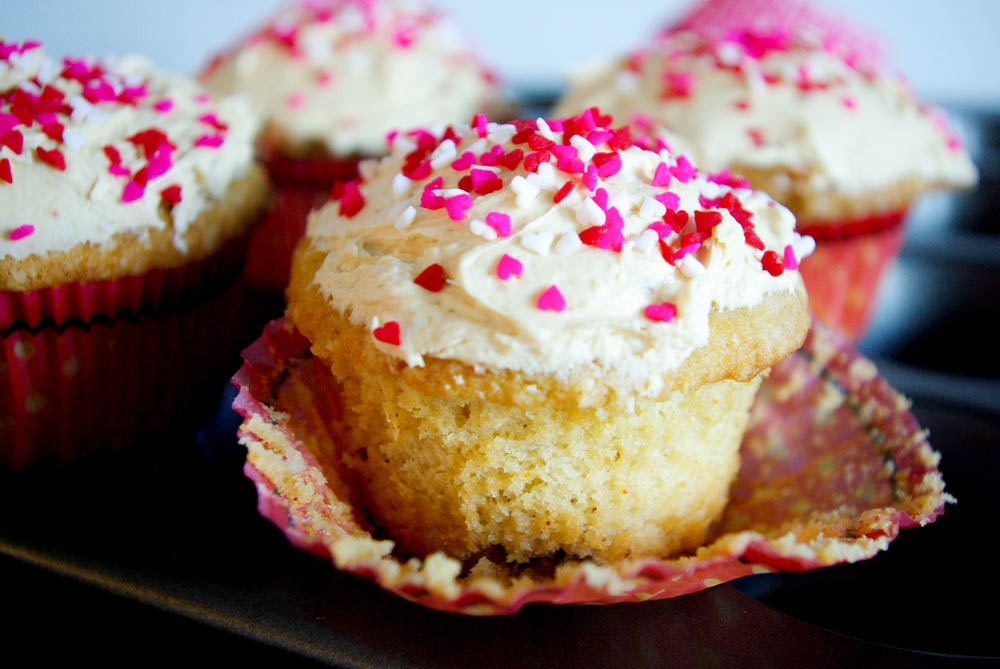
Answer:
[555,29,977,201]
[201,0,501,156]
[303,114,809,397]
[0,42,258,261]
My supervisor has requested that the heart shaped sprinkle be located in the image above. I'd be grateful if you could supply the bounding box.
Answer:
[496,254,523,280]
[373,321,401,346]
[537,285,566,312]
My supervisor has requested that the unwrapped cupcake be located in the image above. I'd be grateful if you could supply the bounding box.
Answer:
[201,0,505,293]
[1,40,268,468]
[269,107,812,564]
[554,0,977,339]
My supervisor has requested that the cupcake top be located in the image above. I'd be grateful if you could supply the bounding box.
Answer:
[201,0,502,158]
[297,109,811,399]
[554,0,976,210]
[0,40,260,268]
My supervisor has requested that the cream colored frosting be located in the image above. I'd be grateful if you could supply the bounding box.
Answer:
[554,29,977,201]
[0,42,259,262]
[304,114,811,397]
[201,0,501,157]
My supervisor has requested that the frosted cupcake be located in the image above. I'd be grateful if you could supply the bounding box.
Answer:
[201,0,504,293]
[278,108,811,563]
[1,40,268,468]
[554,0,977,339]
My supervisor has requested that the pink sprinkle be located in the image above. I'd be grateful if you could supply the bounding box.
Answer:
[644,302,677,323]
[586,130,613,145]
[578,108,597,132]
[651,162,671,187]
[663,71,693,98]
[153,99,174,113]
[556,157,585,174]
[842,96,857,110]
[595,155,622,178]
[317,71,334,86]
[421,189,445,210]
[707,169,751,189]
[550,144,577,160]
[122,180,145,203]
[537,285,566,312]
[194,134,225,149]
[674,243,700,259]
[287,92,305,109]
[783,244,799,270]
[198,113,228,131]
[647,221,672,238]
[109,164,131,177]
[593,188,609,211]
[194,94,211,104]
[8,224,34,241]
[451,151,476,170]
[444,193,473,221]
[655,192,681,211]
[472,114,489,138]
[496,254,523,280]
[470,168,498,191]
[582,164,598,191]
[373,321,401,346]
[146,146,173,179]
[393,26,416,48]
[669,155,696,183]
[485,211,511,237]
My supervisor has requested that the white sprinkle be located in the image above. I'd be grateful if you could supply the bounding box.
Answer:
[394,205,416,230]
[521,230,554,255]
[428,121,448,139]
[639,196,667,221]
[679,255,706,278]
[473,164,501,173]
[433,188,467,198]
[394,137,417,154]
[716,42,743,66]
[392,173,413,196]
[615,71,640,92]
[62,129,86,151]
[698,179,725,199]
[487,124,516,144]
[609,189,632,214]
[510,175,540,208]
[576,198,605,227]
[467,138,488,155]
[569,134,596,162]
[555,232,583,255]
[18,80,42,96]
[7,52,31,71]
[469,218,498,240]
[536,118,556,140]
[36,58,61,84]
[430,139,458,168]
[526,162,558,191]
[633,229,660,255]
[795,234,817,260]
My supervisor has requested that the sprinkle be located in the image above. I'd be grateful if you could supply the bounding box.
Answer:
[679,255,706,278]
[41,122,64,142]
[62,129,85,151]
[762,250,784,276]
[570,134,596,162]
[485,212,511,237]
[450,151,476,171]
[161,184,182,204]
[510,175,540,208]
[587,130,614,146]
[472,113,489,138]
[695,210,723,233]
[576,197,606,227]
[430,139,458,169]
[129,129,174,158]
[444,193,473,221]
[521,230,554,255]
[122,180,145,203]
[655,192,681,211]
[536,285,566,312]
[582,164,598,191]
[373,321,401,346]
[469,218,497,240]
[783,244,799,270]
[471,168,503,195]
[669,155,696,183]
[339,180,365,218]
[8,224,34,241]
[842,96,857,110]
[555,232,583,255]
[556,157,585,174]
[553,181,574,204]
[194,133,225,148]
[392,173,412,196]
[496,254,523,280]
[651,162,671,187]
[394,205,416,229]
[2,130,23,154]
[579,208,625,252]
[35,147,66,171]
[414,263,447,292]
[646,222,673,239]
[644,302,677,323]
[109,164,130,177]
[748,129,765,147]
[153,99,173,113]
[194,94,211,104]
[0,158,10,184]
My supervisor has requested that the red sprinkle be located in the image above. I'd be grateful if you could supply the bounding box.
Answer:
[8,224,34,241]
[194,133,225,148]
[762,250,784,276]
[339,180,366,218]
[694,210,723,234]
[42,122,64,142]
[1,130,23,155]
[496,254,523,280]
[35,147,66,171]
[537,285,566,312]
[0,158,11,184]
[373,321,401,346]
[414,263,447,292]
[161,184,183,205]
[553,181,574,203]
[644,302,677,323]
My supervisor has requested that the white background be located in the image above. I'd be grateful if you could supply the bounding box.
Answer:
[3,0,999,106]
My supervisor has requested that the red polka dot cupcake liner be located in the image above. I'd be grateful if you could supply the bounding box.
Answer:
[1,238,252,470]
[244,152,362,294]
[797,210,906,341]
[231,317,948,616]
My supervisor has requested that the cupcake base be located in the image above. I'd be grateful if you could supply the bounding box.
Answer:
[232,318,949,615]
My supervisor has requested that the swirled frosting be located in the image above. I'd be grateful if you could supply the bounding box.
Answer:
[0,40,259,261]
[302,109,811,397]
[554,0,976,206]
[200,0,502,157]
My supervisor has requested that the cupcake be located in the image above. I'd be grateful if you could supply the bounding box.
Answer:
[269,108,812,564]
[554,0,977,339]
[200,0,505,294]
[1,40,268,469]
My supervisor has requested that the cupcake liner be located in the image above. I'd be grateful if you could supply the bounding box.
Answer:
[1,277,252,470]
[231,317,948,616]
[798,212,906,340]
[0,237,247,331]
[244,153,362,294]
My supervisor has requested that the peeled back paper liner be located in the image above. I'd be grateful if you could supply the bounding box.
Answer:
[232,317,948,616]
